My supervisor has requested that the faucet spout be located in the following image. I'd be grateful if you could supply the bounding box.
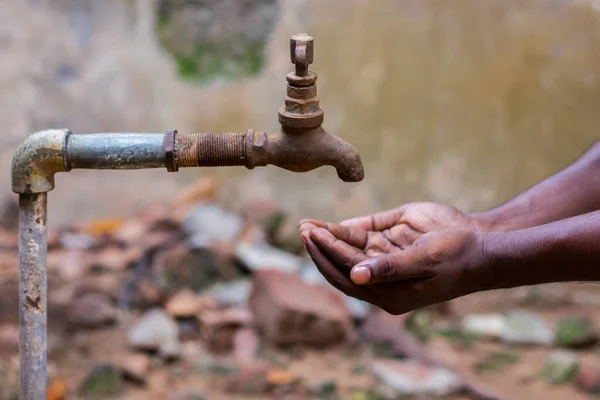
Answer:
[253,126,364,182]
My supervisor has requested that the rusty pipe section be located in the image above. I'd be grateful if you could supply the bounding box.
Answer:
[18,193,47,400]
[168,129,364,182]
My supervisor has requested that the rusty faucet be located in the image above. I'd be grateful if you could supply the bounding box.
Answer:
[168,33,364,181]
[11,33,363,400]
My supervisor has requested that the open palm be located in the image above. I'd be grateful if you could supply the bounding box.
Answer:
[299,202,479,257]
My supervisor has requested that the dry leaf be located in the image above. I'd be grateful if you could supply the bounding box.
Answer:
[46,377,67,400]
[83,218,126,236]
[266,368,296,385]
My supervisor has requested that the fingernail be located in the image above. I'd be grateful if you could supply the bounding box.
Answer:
[300,231,309,246]
[351,265,371,284]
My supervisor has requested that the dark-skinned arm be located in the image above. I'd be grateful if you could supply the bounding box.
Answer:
[472,141,600,231]
[300,210,600,315]
[482,209,600,290]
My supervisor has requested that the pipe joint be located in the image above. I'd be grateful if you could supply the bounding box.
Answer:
[11,129,71,195]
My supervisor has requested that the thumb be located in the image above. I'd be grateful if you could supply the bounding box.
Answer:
[350,247,434,284]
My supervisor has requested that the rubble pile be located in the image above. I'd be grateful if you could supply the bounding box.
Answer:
[0,177,599,399]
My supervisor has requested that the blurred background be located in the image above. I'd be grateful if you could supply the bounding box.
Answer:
[1,0,600,399]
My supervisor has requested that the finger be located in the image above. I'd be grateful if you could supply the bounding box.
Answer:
[350,246,434,284]
[300,231,366,299]
[364,232,402,257]
[340,206,407,231]
[385,224,422,249]
[298,219,327,233]
[309,228,368,271]
[325,223,368,248]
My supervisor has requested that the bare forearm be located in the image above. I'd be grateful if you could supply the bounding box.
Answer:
[471,141,600,231]
[482,210,600,291]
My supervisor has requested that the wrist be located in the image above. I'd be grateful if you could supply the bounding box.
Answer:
[468,211,510,233]
[476,231,511,291]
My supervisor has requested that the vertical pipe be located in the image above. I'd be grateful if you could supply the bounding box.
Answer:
[18,193,47,400]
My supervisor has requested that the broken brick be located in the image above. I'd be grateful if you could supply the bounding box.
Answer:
[199,308,253,353]
[248,270,353,347]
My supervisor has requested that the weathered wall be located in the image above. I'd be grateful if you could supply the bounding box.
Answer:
[2,0,599,225]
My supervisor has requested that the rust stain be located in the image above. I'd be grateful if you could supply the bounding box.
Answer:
[26,295,41,311]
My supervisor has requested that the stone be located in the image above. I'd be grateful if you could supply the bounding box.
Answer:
[575,363,600,394]
[300,260,371,321]
[539,351,579,384]
[226,365,269,395]
[180,342,203,362]
[555,316,597,348]
[134,280,163,308]
[462,311,554,346]
[209,279,252,307]
[79,364,122,397]
[90,246,140,272]
[128,308,180,359]
[114,219,147,245]
[500,311,553,345]
[248,270,353,347]
[371,360,462,396]
[67,293,117,328]
[182,203,243,245]
[48,285,75,316]
[177,318,201,341]
[73,273,123,301]
[47,249,91,282]
[236,242,303,273]
[360,310,433,363]
[154,244,224,292]
[199,308,253,353]
[462,313,506,337]
[115,353,150,384]
[233,327,260,363]
[59,230,96,250]
[165,289,202,318]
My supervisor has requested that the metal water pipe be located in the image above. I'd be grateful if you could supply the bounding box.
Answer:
[11,33,363,399]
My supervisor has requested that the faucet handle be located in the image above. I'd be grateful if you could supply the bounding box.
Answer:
[290,33,314,77]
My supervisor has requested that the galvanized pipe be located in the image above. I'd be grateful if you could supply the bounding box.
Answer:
[67,133,165,169]
[18,193,47,400]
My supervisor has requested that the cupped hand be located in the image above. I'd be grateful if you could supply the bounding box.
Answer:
[299,201,483,264]
[298,204,489,315]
